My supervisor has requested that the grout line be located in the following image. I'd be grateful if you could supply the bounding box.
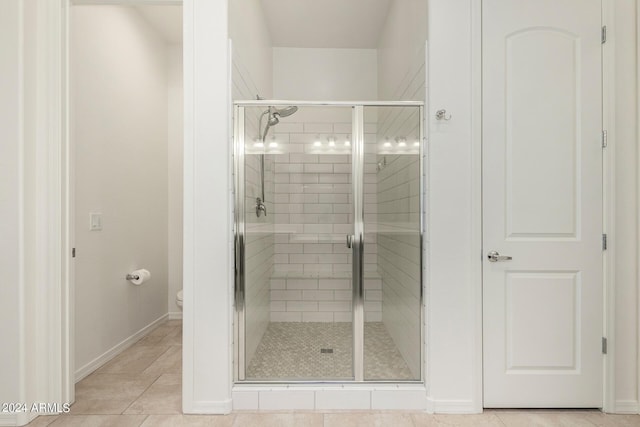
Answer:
[121,372,163,415]
[136,414,150,427]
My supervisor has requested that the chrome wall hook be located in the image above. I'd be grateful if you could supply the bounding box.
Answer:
[435,109,452,121]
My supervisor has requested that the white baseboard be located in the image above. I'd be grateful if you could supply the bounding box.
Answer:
[613,400,639,414]
[0,414,17,427]
[426,398,481,414]
[168,311,183,320]
[0,412,35,427]
[74,313,169,382]
[185,399,233,414]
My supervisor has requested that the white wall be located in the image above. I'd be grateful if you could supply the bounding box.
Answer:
[71,6,169,377]
[168,44,184,318]
[273,48,377,101]
[377,0,428,101]
[229,0,273,100]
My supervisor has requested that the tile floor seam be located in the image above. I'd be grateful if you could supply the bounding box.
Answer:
[119,373,163,415]
[140,345,179,377]
[137,414,150,426]
[143,342,175,370]
[489,412,509,427]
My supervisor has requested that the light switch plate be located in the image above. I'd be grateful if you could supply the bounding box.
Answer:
[89,213,102,231]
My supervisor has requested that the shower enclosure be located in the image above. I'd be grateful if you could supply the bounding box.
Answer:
[234,101,424,383]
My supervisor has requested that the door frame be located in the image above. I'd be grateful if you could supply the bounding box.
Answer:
[53,0,183,407]
[475,0,615,411]
[601,0,616,413]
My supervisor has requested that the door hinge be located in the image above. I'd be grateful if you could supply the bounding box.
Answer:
[602,26,607,44]
[602,130,608,148]
[72,248,76,258]
[602,234,607,250]
[602,337,608,354]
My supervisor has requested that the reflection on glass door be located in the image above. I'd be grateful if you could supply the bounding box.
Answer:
[362,106,422,381]
[234,102,422,383]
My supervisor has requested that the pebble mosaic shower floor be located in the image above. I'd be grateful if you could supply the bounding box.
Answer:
[245,322,415,381]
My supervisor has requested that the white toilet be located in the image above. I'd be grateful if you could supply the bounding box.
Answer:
[176,289,183,310]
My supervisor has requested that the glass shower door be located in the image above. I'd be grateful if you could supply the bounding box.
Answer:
[234,102,423,383]
[361,105,423,381]
[236,105,355,381]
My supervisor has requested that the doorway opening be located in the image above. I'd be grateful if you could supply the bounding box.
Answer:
[68,2,184,397]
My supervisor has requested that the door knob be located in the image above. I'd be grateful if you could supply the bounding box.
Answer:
[487,250,512,262]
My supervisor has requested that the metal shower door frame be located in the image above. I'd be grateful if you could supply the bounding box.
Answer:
[233,100,424,384]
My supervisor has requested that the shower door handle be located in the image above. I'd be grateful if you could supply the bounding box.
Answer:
[346,235,353,249]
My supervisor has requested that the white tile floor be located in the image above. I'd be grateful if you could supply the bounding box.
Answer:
[26,320,640,426]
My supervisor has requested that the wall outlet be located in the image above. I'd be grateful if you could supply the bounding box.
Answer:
[89,213,102,231]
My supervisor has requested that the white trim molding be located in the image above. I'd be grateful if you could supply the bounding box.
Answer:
[602,0,617,414]
[71,0,181,4]
[469,0,483,413]
[614,400,639,414]
[74,314,168,382]
[43,0,66,409]
[426,398,479,414]
[188,400,233,414]
[0,415,19,427]
[637,0,640,414]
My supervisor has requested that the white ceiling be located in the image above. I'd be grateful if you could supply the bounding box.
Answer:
[135,5,183,44]
[260,0,392,49]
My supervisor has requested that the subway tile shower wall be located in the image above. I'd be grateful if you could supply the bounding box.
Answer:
[375,106,422,378]
[267,119,381,322]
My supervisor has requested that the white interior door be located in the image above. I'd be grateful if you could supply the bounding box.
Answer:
[482,0,603,407]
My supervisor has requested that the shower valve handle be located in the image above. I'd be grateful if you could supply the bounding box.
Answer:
[346,235,353,249]
[256,197,267,217]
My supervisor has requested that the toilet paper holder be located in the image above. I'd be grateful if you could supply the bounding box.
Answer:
[126,269,151,285]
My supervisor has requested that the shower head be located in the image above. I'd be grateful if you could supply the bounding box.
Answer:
[273,105,298,118]
[267,112,280,126]
[261,105,298,141]
[267,106,298,124]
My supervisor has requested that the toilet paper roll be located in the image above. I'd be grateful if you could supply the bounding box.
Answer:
[128,269,151,285]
